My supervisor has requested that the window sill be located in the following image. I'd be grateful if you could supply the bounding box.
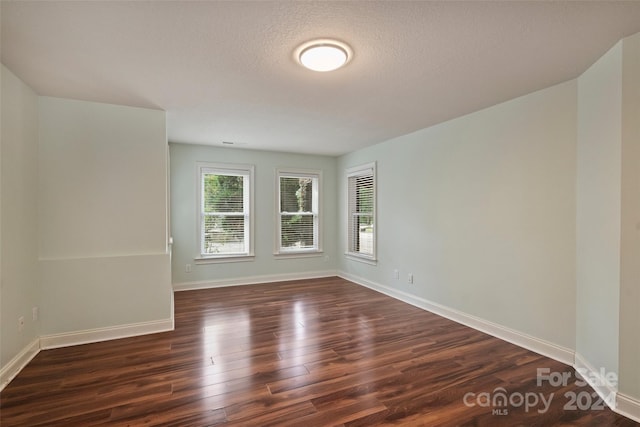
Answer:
[345,253,377,266]
[274,250,323,260]
[195,254,255,264]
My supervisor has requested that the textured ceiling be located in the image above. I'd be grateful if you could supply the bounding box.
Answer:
[3,1,640,156]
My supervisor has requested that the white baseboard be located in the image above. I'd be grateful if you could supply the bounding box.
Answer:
[572,353,640,422]
[339,272,575,365]
[573,352,618,408]
[173,270,338,291]
[617,393,640,423]
[39,318,174,350]
[340,272,640,423]
[4,273,639,424]
[0,338,40,392]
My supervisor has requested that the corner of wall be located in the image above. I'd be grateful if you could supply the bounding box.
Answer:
[1,64,41,384]
[0,338,40,393]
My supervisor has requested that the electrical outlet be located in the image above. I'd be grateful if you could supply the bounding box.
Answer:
[32,307,39,321]
[185,264,192,273]
[407,273,414,284]
[18,316,24,332]
[393,269,399,280]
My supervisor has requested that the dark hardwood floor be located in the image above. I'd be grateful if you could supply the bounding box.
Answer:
[1,277,637,426]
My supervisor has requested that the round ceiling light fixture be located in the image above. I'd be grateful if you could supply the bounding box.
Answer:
[296,39,353,72]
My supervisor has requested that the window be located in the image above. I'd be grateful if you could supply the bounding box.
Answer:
[346,162,376,262]
[197,163,254,261]
[276,169,321,255]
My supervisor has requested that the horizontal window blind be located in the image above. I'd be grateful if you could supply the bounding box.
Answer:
[347,164,375,258]
[280,213,315,250]
[199,166,252,257]
[202,215,245,254]
[277,172,320,253]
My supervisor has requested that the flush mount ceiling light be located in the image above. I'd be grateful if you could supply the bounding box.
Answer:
[296,39,353,72]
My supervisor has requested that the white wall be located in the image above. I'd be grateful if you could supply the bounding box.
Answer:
[576,41,622,384]
[38,97,172,336]
[2,28,638,415]
[619,32,640,401]
[338,80,578,350]
[170,143,338,288]
[574,33,640,412]
[1,65,40,376]
[335,32,640,412]
[38,98,168,259]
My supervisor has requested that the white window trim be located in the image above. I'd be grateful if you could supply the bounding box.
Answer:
[195,162,255,262]
[345,162,377,264]
[274,168,323,257]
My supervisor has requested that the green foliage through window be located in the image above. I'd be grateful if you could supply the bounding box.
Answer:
[279,174,319,251]
[200,169,250,256]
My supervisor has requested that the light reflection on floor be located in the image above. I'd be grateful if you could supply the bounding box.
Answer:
[199,309,250,390]
[193,291,380,403]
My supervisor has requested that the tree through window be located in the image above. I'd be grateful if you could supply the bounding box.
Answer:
[198,163,254,258]
[276,169,321,254]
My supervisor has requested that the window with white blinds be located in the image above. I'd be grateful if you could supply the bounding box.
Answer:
[276,169,321,255]
[347,162,376,261]
[197,163,254,259]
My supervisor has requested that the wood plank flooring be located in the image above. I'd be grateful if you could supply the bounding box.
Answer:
[1,277,637,426]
